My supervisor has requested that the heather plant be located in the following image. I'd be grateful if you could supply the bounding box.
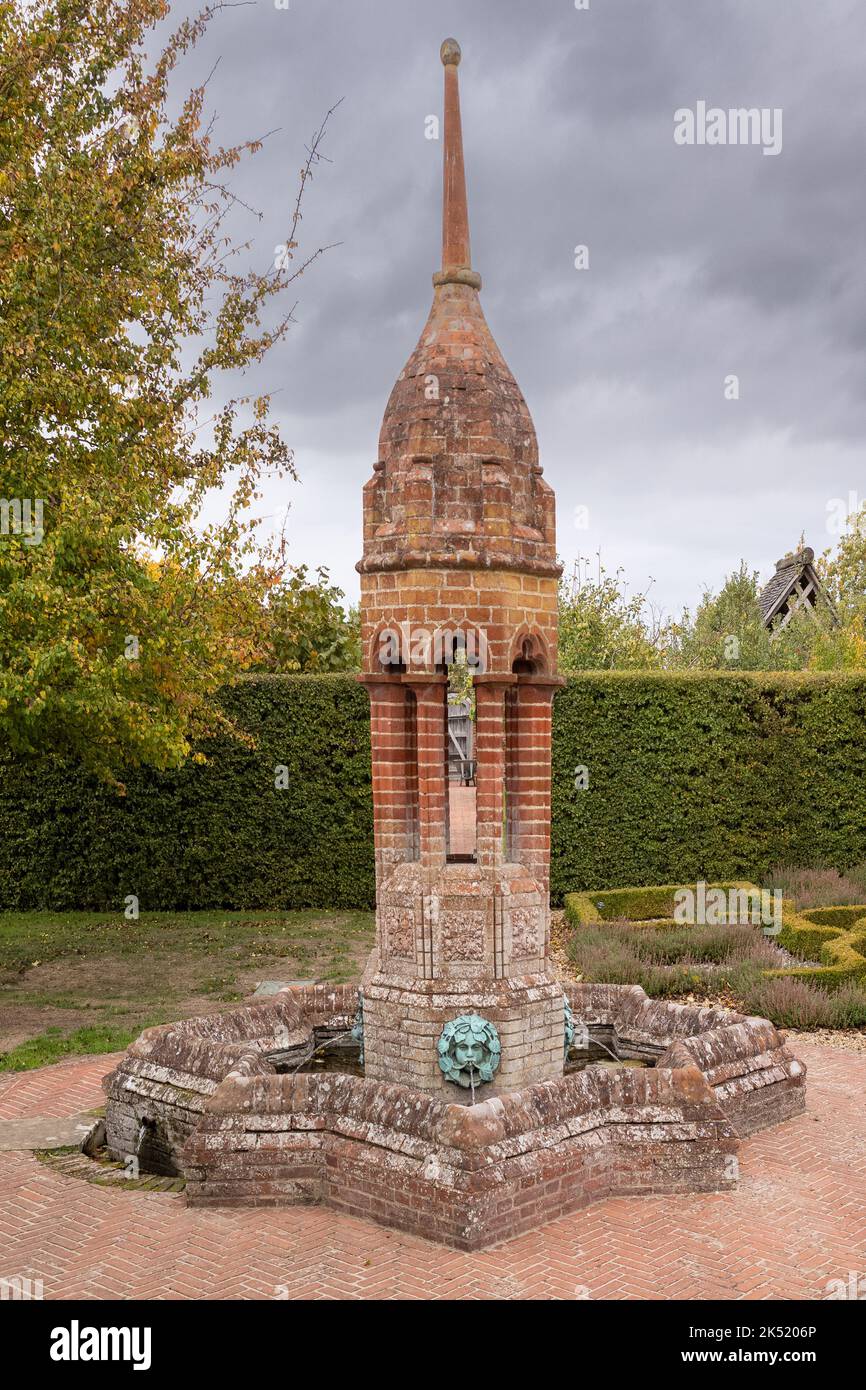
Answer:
[767,865,866,909]
[741,976,866,1029]
[567,920,766,998]
[845,864,866,899]
[566,910,864,1028]
[632,923,762,966]
[826,982,866,1028]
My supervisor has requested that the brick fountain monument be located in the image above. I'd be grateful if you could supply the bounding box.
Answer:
[103,39,806,1250]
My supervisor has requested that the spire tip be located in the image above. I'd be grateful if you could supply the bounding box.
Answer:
[436,35,480,289]
[440,38,461,66]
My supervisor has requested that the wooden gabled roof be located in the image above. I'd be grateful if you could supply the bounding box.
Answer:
[759,545,837,629]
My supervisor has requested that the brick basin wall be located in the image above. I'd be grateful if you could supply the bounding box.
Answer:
[182,1058,739,1250]
[103,985,356,1176]
[103,980,806,1251]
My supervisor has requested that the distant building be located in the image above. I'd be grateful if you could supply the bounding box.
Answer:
[759,545,837,633]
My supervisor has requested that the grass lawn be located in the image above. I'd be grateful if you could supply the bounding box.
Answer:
[0,908,374,1070]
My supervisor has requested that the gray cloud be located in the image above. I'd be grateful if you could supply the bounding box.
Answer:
[178,0,866,613]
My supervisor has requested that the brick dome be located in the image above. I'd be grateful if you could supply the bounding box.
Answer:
[359,40,558,579]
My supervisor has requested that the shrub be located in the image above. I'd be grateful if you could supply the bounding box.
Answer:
[799,905,866,928]
[740,976,866,1030]
[826,982,866,1028]
[564,881,866,1026]
[0,675,375,912]
[776,903,866,989]
[566,917,767,1001]
[567,882,866,994]
[4,670,866,912]
[634,923,766,966]
[767,865,866,910]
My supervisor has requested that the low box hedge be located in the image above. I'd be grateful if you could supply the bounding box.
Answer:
[564,882,866,992]
[565,882,761,926]
[775,904,866,989]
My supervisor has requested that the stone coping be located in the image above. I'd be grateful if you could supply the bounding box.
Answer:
[104,979,805,1162]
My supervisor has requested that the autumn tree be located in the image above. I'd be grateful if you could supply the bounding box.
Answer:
[663,563,782,669]
[665,554,864,671]
[818,507,866,667]
[0,0,337,779]
[257,566,360,673]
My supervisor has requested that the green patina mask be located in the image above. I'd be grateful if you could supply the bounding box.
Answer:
[437,1014,501,1087]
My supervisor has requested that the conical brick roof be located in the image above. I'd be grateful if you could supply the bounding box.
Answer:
[360,40,558,577]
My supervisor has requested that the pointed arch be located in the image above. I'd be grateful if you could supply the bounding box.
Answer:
[510,628,549,675]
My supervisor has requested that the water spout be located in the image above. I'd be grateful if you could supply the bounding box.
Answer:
[568,1023,624,1065]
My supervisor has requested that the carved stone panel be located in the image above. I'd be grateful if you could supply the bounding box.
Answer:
[441,908,486,962]
[509,906,540,958]
[382,905,416,961]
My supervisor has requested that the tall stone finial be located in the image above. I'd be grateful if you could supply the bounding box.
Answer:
[435,38,482,291]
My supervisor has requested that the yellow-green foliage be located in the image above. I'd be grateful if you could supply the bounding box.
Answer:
[565,882,761,926]
[799,906,866,929]
[774,903,866,990]
[563,893,604,927]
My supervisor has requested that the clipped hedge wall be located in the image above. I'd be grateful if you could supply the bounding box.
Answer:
[777,904,866,989]
[0,675,375,912]
[1,670,865,912]
[551,672,866,904]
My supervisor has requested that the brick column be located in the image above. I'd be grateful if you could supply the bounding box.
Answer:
[406,676,448,868]
[362,677,414,880]
[509,676,564,893]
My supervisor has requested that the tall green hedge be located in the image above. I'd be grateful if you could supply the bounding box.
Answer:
[1,672,864,912]
[550,672,866,902]
[0,675,375,911]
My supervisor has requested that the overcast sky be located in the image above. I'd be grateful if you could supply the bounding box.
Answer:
[176,0,865,618]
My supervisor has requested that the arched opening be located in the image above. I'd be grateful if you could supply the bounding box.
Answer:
[372,623,406,674]
[504,632,548,862]
[444,633,476,862]
[511,633,547,675]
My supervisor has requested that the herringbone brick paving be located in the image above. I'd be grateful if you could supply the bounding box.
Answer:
[0,1039,863,1299]
[0,1053,117,1120]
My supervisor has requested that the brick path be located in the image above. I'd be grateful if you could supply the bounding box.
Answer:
[448,783,476,857]
[0,1040,864,1299]
[0,1054,117,1120]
